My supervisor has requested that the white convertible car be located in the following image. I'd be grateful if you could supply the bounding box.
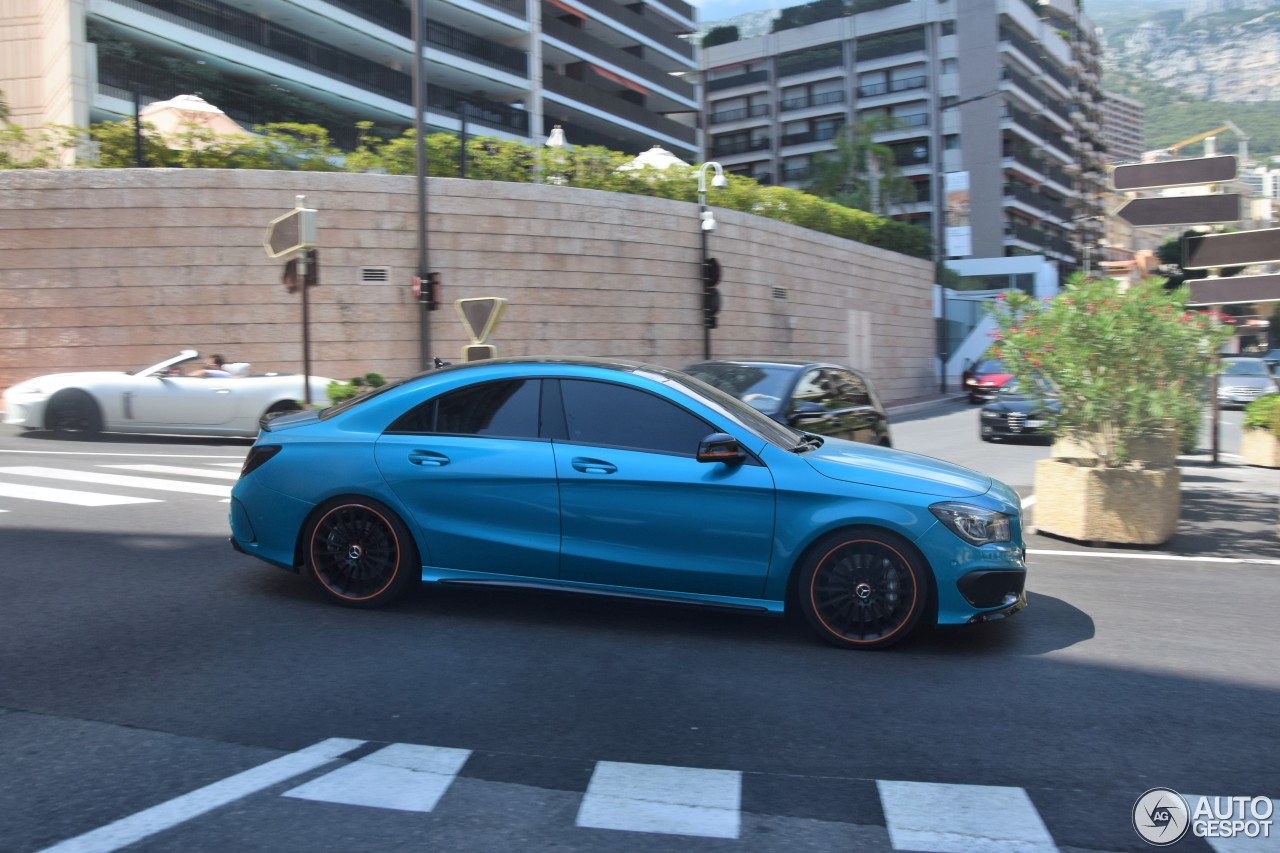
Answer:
[3,350,334,438]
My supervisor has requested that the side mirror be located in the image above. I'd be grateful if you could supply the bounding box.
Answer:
[788,401,826,423]
[697,432,744,464]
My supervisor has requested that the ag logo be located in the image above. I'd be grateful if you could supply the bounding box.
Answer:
[1133,788,1190,845]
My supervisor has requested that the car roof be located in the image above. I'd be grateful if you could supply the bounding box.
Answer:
[689,359,854,371]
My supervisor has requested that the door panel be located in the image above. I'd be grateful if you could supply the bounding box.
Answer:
[128,377,241,425]
[554,443,775,598]
[374,434,560,578]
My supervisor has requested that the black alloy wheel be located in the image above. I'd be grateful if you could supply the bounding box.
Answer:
[46,390,102,438]
[797,528,928,650]
[305,499,416,607]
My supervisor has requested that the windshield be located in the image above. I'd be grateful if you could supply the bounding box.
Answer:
[973,359,1007,374]
[683,363,793,415]
[1223,359,1268,377]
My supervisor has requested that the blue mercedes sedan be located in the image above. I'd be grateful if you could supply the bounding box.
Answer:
[230,358,1027,650]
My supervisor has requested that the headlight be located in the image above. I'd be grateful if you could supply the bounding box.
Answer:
[979,410,1000,419]
[930,502,1012,545]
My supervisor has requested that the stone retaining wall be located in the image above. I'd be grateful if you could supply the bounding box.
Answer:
[0,169,936,403]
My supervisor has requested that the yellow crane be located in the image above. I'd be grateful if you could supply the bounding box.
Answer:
[1143,121,1249,161]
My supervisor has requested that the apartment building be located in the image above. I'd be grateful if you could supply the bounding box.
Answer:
[700,0,1107,271]
[1,0,699,160]
[1099,90,1144,165]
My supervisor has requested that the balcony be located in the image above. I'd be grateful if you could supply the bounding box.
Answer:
[780,90,846,113]
[543,18,693,99]
[856,75,927,98]
[543,74,696,146]
[709,104,770,124]
[711,138,771,157]
[781,125,842,146]
[571,0,695,62]
[116,0,526,86]
[708,70,769,92]
[781,165,812,182]
[777,48,844,79]
[1003,182,1072,222]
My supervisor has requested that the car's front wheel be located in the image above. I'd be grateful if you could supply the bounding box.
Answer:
[45,390,102,438]
[796,528,930,650]
[303,498,418,608]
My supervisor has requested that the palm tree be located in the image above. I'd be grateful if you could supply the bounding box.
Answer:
[806,115,914,216]
[0,88,10,125]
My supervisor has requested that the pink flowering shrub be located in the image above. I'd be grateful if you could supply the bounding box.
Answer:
[986,276,1232,466]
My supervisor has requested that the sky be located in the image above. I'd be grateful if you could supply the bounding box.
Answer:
[691,0,781,24]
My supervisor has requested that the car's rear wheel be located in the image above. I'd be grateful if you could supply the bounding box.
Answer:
[46,390,102,438]
[304,499,417,608]
[796,528,930,650]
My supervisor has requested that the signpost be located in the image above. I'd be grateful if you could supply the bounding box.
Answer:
[1110,155,1237,191]
[263,196,318,404]
[455,297,507,362]
[1182,226,1280,270]
[1113,194,1241,228]
[1187,273,1280,306]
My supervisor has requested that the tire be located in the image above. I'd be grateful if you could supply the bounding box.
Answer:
[796,527,930,650]
[303,498,418,608]
[45,390,102,438]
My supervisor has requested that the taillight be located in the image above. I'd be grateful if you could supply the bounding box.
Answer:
[240,445,282,478]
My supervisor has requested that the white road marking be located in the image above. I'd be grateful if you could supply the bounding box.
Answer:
[0,449,244,459]
[37,738,366,853]
[577,761,742,839]
[101,464,240,481]
[283,743,471,813]
[0,482,160,506]
[1028,549,1280,567]
[877,780,1057,853]
[0,467,231,497]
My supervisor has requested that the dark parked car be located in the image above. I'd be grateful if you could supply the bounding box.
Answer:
[684,360,892,447]
[979,378,1060,443]
[963,358,1014,404]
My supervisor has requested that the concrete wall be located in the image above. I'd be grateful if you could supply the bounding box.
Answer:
[0,169,936,404]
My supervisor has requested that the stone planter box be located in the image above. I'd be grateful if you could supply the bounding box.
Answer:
[1051,425,1179,468]
[1033,458,1181,546]
[1241,429,1280,468]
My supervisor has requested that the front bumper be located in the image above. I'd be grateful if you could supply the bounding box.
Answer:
[915,519,1028,626]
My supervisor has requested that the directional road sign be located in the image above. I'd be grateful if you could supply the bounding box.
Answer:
[1182,227,1280,270]
[1187,273,1280,306]
[1114,193,1241,228]
[1110,155,1237,191]
[264,196,317,258]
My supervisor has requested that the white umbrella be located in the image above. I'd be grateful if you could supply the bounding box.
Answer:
[139,94,251,145]
[617,145,690,172]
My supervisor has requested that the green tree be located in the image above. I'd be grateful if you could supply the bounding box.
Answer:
[806,116,914,216]
[701,25,739,48]
[987,276,1232,464]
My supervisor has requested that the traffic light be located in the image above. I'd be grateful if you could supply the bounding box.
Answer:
[702,257,721,330]
[282,249,318,294]
[413,272,441,311]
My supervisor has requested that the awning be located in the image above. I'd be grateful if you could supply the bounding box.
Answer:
[589,64,650,97]
[546,0,587,20]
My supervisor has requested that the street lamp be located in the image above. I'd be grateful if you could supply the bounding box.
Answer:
[696,161,726,359]
[412,0,433,369]
[544,124,570,185]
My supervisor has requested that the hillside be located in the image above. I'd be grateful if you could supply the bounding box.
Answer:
[1095,0,1280,159]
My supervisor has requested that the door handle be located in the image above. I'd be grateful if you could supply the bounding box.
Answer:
[571,457,616,475]
[408,450,450,467]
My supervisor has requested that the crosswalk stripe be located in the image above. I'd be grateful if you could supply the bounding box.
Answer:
[577,761,742,839]
[283,744,471,813]
[0,482,161,506]
[877,780,1057,852]
[37,738,366,853]
[101,464,240,481]
[0,467,232,497]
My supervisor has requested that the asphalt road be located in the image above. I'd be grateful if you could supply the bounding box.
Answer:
[0,409,1275,853]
